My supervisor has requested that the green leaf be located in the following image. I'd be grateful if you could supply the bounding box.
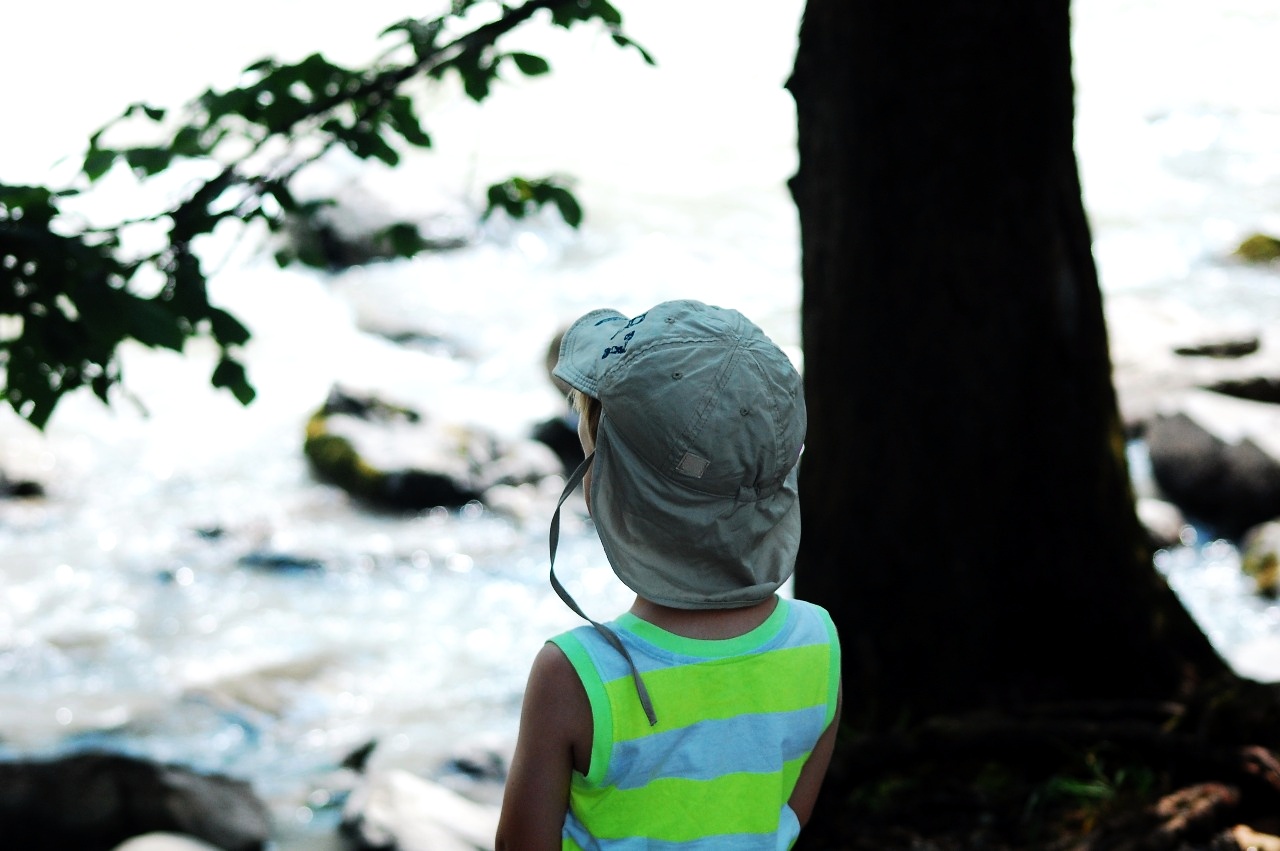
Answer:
[170,126,205,157]
[294,53,345,97]
[262,180,299,213]
[124,147,174,177]
[200,87,257,124]
[83,147,117,182]
[165,251,212,316]
[482,177,582,227]
[244,57,277,74]
[611,33,657,65]
[208,307,251,346]
[383,17,444,63]
[90,372,113,404]
[509,52,551,76]
[377,222,427,258]
[212,356,256,405]
[549,4,582,27]
[322,117,398,163]
[548,186,583,227]
[1,0,655,430]
[482,184,508,220]
[18,382,58,430]
[588,0,623,26]
[385,96,432,148]
[0,183,61,232]
[452,50,497,102]
[123,102,167,122]
[258,91,309,134]
[126,298,186,351]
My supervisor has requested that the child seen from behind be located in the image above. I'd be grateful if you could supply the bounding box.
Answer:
[496,299,843,850]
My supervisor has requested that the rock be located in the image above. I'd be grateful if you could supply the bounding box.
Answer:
[1241,521,1280,597]
[341,740,379,772]
[432,738,511,810]
[341,769,498,851]
[0,752,270,851]
[531,414,585,473]
[1173,336,1260,358]
[303,386,561,511]
[1234,232,1280,264]
[1105,296,1280,434]
[1136,497,1189,550]
[0,472,44,498]
[236,551,326,572]
[1207,376,1280,405]
[1145,394,1280,538]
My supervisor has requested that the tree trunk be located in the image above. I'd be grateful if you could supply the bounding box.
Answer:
[787,0,1227,728]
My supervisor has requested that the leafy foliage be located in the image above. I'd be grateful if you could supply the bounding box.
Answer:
[485,177,584,227]
[0,0,651,429]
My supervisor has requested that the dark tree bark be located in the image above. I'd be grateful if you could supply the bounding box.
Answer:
[787,0,1228,728]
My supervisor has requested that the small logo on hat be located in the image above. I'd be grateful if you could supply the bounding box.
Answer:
[676,451,710,478]
[600,312,647,360]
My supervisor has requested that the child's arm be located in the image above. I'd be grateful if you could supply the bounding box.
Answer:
[495,642,591,850]
[787,680,844,827]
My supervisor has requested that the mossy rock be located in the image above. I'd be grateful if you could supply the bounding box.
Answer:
[302,386,561,511]
[304,413,484,510]
[1241,520,1280,598]
[1234,233,1280,264]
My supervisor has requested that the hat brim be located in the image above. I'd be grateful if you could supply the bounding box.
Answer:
[553,308,629,399]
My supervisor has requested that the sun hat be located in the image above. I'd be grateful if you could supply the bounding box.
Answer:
[544,300,806,723]
[556,298,806,607]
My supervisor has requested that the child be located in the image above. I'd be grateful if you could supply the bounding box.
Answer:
[496,300,842,850]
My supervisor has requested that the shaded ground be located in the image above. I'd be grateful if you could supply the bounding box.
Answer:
[798,696,1280,851]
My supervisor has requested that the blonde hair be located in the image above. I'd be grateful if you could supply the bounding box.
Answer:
[569,388,602,444]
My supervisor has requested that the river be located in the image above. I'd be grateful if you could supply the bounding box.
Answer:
[2,1,1278,848]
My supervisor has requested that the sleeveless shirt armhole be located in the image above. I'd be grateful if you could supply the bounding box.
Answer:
[548,632,614,784]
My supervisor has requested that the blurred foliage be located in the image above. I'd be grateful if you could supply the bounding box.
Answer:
[0,0,652,429]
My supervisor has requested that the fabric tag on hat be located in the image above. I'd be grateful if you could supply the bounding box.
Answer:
[676,451,710,478]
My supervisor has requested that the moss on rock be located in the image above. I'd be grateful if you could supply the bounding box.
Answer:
[1235,233,1280,264]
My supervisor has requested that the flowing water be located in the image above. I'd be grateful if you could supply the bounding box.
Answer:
[2,1,1279,847]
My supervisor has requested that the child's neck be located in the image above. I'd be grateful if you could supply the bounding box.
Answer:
[629,595,779,640]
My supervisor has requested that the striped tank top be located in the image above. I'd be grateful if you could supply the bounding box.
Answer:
[550,596,841,850]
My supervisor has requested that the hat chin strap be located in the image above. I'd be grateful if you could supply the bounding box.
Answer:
[549,450,658,727]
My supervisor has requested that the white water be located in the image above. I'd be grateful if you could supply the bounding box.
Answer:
[2,1,1279,847]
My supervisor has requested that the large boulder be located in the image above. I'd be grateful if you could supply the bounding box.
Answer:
[304,386,562,511]
[1107,296,1280,538]
[0,753,270,851]
[1145,395,1280,538]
